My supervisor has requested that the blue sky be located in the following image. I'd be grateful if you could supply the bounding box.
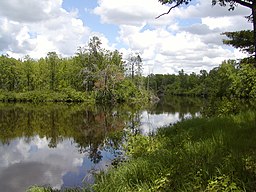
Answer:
[0,0,252,74]
[62,0,119,45]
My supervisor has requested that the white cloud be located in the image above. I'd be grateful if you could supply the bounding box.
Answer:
[176,0,251,19]
[0,0,90,58]
[0,0,253,74]
[202,15,252,32]
[94,0,252,74]
[94,0,169,26]
[0,0,57,22]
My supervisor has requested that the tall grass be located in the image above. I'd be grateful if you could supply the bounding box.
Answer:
[26,186,90,192]
[93,111,256,191]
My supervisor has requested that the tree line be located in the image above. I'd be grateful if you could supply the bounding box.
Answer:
[146,58,256,98]
[0,36,148,104]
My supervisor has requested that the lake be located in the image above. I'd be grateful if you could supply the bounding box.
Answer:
[0,96,204,191]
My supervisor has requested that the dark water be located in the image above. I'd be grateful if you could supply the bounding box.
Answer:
[0,97,204,191]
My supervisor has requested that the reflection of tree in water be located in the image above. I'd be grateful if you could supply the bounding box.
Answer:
[0,103,140,163]
[74,109,105,163]
[48,111,64,148]
[89,147,102,164]
[0,103,143,182]
[127,110,142,134]
[74,106,134,164]
[0,106,27,145]
[148,96,205,120]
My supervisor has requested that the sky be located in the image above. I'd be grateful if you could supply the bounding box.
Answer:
[0,0,252,74]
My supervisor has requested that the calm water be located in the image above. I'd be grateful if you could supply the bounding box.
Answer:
[0,96,204,191]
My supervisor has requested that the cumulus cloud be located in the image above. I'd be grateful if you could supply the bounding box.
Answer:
[176,0,251,19]
[0,0,90,58]
[94,0,252,74]
[94,0,169,26]
[0,0,253,74]
[0,0,59,23]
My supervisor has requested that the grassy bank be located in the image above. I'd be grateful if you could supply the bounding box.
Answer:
[0,89,95,103]
[93,111,256,191]
[0,88,151,105]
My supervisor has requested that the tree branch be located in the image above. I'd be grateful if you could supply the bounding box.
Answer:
[245,13,253,22]
[235,0,252,9]
[155,1,253,19]
[155,1,182,19]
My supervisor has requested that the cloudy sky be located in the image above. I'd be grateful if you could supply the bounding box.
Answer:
[0,0,252,74]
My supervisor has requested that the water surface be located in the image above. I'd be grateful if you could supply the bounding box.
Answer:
[0,96,204,191]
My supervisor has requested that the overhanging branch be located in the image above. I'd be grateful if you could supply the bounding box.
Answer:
[155,1,182,19]
[235,0,252,8]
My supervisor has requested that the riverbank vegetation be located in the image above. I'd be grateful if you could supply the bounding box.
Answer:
[93,110,256,192]
[23,69,256,191]
[0,36,149,104]
[21,98,256,192]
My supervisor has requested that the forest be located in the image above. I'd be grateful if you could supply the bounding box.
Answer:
[0,36,148,104]
[146,57,256,98]
[1,32,256,105]
[1,29,256,105]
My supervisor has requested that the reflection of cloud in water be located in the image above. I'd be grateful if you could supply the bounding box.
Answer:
[140,111,199,134]
[0,136,86,191]
[0,135,121,191]
[0,162,55,192]
[63,150,113,187]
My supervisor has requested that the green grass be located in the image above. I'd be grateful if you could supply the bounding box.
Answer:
[26,186,90,192]
[93,111,256,192]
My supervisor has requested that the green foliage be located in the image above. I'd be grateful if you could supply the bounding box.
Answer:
[93,111,256,191]
[0,90,94,103]
[26,186,90,192]
[146,59,256,98]
[222,30,254,55]
[111,79,150,104]
[0,36,149,104]
[26,186,50,192]
[201,97,242,117]
[231,61,256,98]
[206,175,242,192]
[0,55,20,91]
[124,133,161,158]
